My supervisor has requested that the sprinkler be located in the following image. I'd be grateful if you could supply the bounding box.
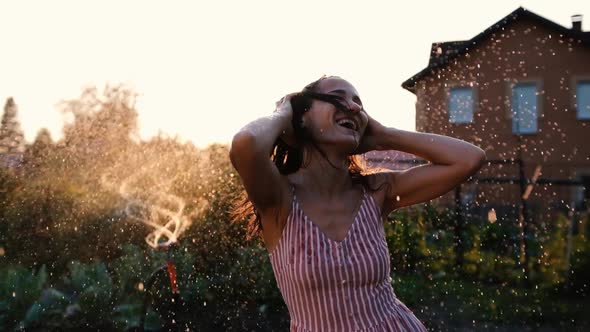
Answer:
[101,167,208,331]
[139,242,182,332]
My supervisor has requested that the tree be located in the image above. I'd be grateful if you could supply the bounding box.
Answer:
[31,128,53,151]
[23,128,54,172]
[57,85,139,176]
[60,85,138,151]
[0,97,25,154]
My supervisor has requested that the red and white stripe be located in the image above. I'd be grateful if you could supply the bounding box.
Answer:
[269,187,428,331]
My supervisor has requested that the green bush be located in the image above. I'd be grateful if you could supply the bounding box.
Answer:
[0,85,588,330]
[0,265,48,330]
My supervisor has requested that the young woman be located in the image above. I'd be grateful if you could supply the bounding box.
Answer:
[230,76,485,331]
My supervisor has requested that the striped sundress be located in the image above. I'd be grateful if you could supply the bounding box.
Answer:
[269,185,428,332]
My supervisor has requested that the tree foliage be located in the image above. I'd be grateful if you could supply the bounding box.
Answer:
[0,97,25,155]
[0,84,588,331]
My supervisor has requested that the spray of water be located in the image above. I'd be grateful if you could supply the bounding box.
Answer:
[102,163,207,248]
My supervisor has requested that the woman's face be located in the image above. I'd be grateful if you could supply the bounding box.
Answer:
[303,77,369,153]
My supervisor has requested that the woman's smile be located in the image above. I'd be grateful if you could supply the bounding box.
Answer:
[336,118,358,131]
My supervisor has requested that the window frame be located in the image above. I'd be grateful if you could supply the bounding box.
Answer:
[572,78,590,120]
[506,79,543,135]
[446,83,477,124]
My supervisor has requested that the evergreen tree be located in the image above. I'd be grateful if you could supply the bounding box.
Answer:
[30,128,53,155]
[0,97,26,154]
[24,128,54,172]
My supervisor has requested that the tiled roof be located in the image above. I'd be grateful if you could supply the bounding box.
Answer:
[402,7,590,93]
[428,40,469,67]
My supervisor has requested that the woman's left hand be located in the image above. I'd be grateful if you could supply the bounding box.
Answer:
[354,114,389,154]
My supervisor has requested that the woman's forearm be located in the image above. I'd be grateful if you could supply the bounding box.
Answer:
[376,127,486,167]
[232,110,292,155]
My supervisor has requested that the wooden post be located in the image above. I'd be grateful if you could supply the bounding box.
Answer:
[517,157,531,285]
[565,197,576,287]
[454,185,464,268]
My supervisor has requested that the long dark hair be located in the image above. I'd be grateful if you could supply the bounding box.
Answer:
[232,76,379,240]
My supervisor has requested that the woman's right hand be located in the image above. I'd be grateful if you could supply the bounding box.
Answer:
[274,93,298,147]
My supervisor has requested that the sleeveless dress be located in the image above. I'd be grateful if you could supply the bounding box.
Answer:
[269,186,428,332]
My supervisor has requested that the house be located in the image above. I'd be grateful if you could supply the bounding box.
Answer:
[402,7,590,225]
[0,153,23,169]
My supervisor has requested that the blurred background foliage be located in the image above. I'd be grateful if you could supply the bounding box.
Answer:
[0,87,588,331]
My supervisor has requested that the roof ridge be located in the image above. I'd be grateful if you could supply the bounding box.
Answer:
[402,6,590,92]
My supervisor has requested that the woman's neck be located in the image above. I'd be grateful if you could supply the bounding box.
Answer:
[294,146,354,196]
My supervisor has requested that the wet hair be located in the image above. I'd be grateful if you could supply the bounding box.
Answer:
[274,76,361,174]
[232,76,380,240]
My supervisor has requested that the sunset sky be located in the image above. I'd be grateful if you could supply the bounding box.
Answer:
[1,0,588,147]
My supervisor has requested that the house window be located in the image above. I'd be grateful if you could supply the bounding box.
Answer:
[576,80,590,119]
[448,87,474,123]
[511,82,538,134]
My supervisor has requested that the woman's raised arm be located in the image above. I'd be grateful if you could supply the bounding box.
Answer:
[229,95,295,213]
[359,115,486,215]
